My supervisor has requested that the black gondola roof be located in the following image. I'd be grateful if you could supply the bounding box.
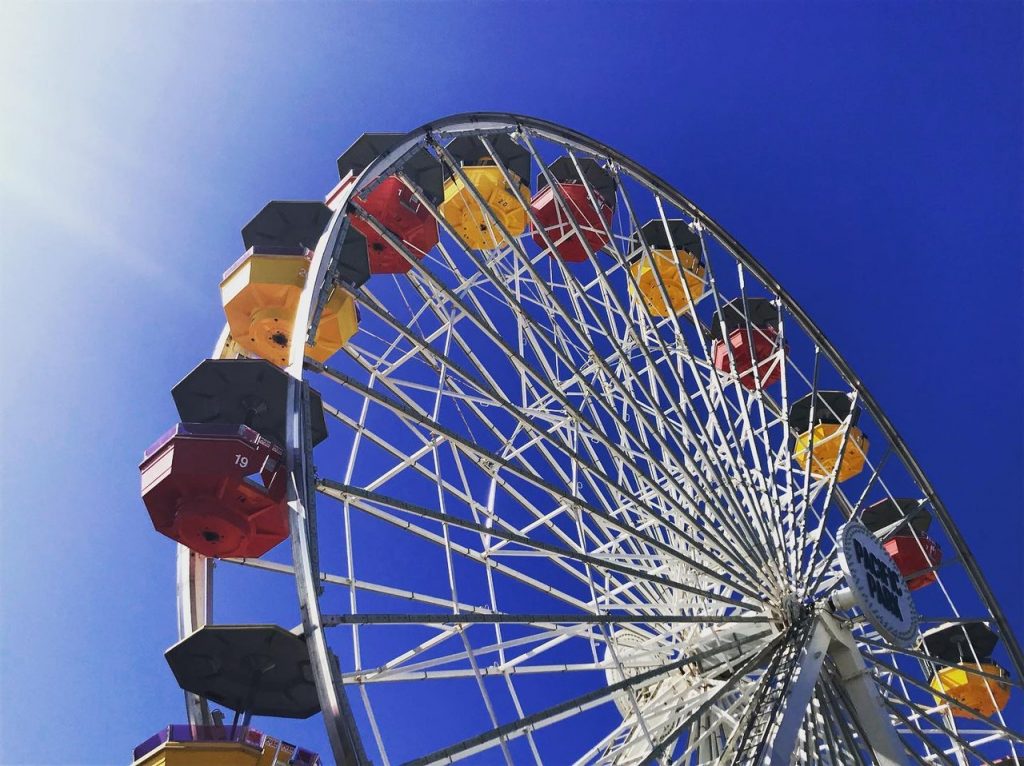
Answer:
[630,219,702,264]
[241,201,332,252]
[707,297,780,341]
[337,132,404,178]
[789,391,860,431]
[921,621,1000,665]
[165,625,320,719]
[536,157,616,207]
[442,134,531,184]
[337,132,443,204]
[861,498,933,535]
[173,358,328,448]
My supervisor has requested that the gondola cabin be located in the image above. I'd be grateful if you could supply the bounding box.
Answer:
[140,423,288,559]
[529,157,614,262]
[922,622,1012,719]
[709,297,784,389]
[789,391,867,481]
[439,135,531,250]
[131,725,320,766]
[862,498,942,590]
[220,245,358,367]
[629,219,706,317]
[338,133,442,274]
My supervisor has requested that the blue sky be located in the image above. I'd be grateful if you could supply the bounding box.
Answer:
[1,1,1021,763]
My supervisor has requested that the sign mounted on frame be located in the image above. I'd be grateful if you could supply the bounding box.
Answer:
[836,520,920,648]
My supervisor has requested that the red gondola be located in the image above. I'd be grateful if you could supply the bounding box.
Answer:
[140,423,288,558]
[709,298,784,389]
[338,133,442,274]
[862,498,942,591]
[530,158,614,262]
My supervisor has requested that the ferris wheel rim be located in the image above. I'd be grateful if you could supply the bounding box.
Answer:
[173,112,1024,763]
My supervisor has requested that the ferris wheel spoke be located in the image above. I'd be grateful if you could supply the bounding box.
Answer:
[787,343,827,590]
[622,186,782,545]
[324,613,769,627]
[324,397,575,555]
[767,298,807,584]
[323,407,749,610]
[703,331,789,569]
[399,245,770,585]
[696,259,792,585]
[793,390,861,593]
[459,629,518,766]
[802,445,895,599]
[344,623,603,684]
[320,348,769,599]
[652,195,790,568]
[815,673,881,766]
[605,175,781,582]
[637,634,783,765]
[671,689,752,766]
[518,135,772,540]
[356,268,724,544]
[327,486,728,626]
[320,480,765,612]
[220,555,497,615]
[593,680,701,766]
[619,186,777,565]
[324,414,697,619]
[878,695,960,766]
[859,634,1024,691]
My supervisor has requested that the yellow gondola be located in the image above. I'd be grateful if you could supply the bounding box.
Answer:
[789,392,867,482]
[793,422,868,481]
[132,726,319,766]
[930,663,1011,719]
[220,247,357,367]
[922,622,1013,720]
[629,219,706,317]
[438,135,532,251]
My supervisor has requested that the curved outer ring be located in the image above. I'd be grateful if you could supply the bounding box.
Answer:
[180,112,1021,762]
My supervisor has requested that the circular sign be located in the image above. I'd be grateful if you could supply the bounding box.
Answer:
[836,520,920,648]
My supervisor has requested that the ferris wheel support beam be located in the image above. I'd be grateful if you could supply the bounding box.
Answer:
[176,547,211,726]
[768,613,909,766]
[176,322,232,727]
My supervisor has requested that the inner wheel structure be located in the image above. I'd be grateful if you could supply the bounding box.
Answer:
[178,114,1022,765]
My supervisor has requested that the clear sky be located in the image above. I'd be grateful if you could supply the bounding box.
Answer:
[1,1,1021,763]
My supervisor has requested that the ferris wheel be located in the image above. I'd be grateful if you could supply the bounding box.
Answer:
[137,114,1023,766]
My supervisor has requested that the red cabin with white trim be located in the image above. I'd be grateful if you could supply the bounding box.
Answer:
[140,423,288,558]
[709,298,784,389]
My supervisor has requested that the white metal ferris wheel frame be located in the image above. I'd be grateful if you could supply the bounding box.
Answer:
[174,113,1023,764]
